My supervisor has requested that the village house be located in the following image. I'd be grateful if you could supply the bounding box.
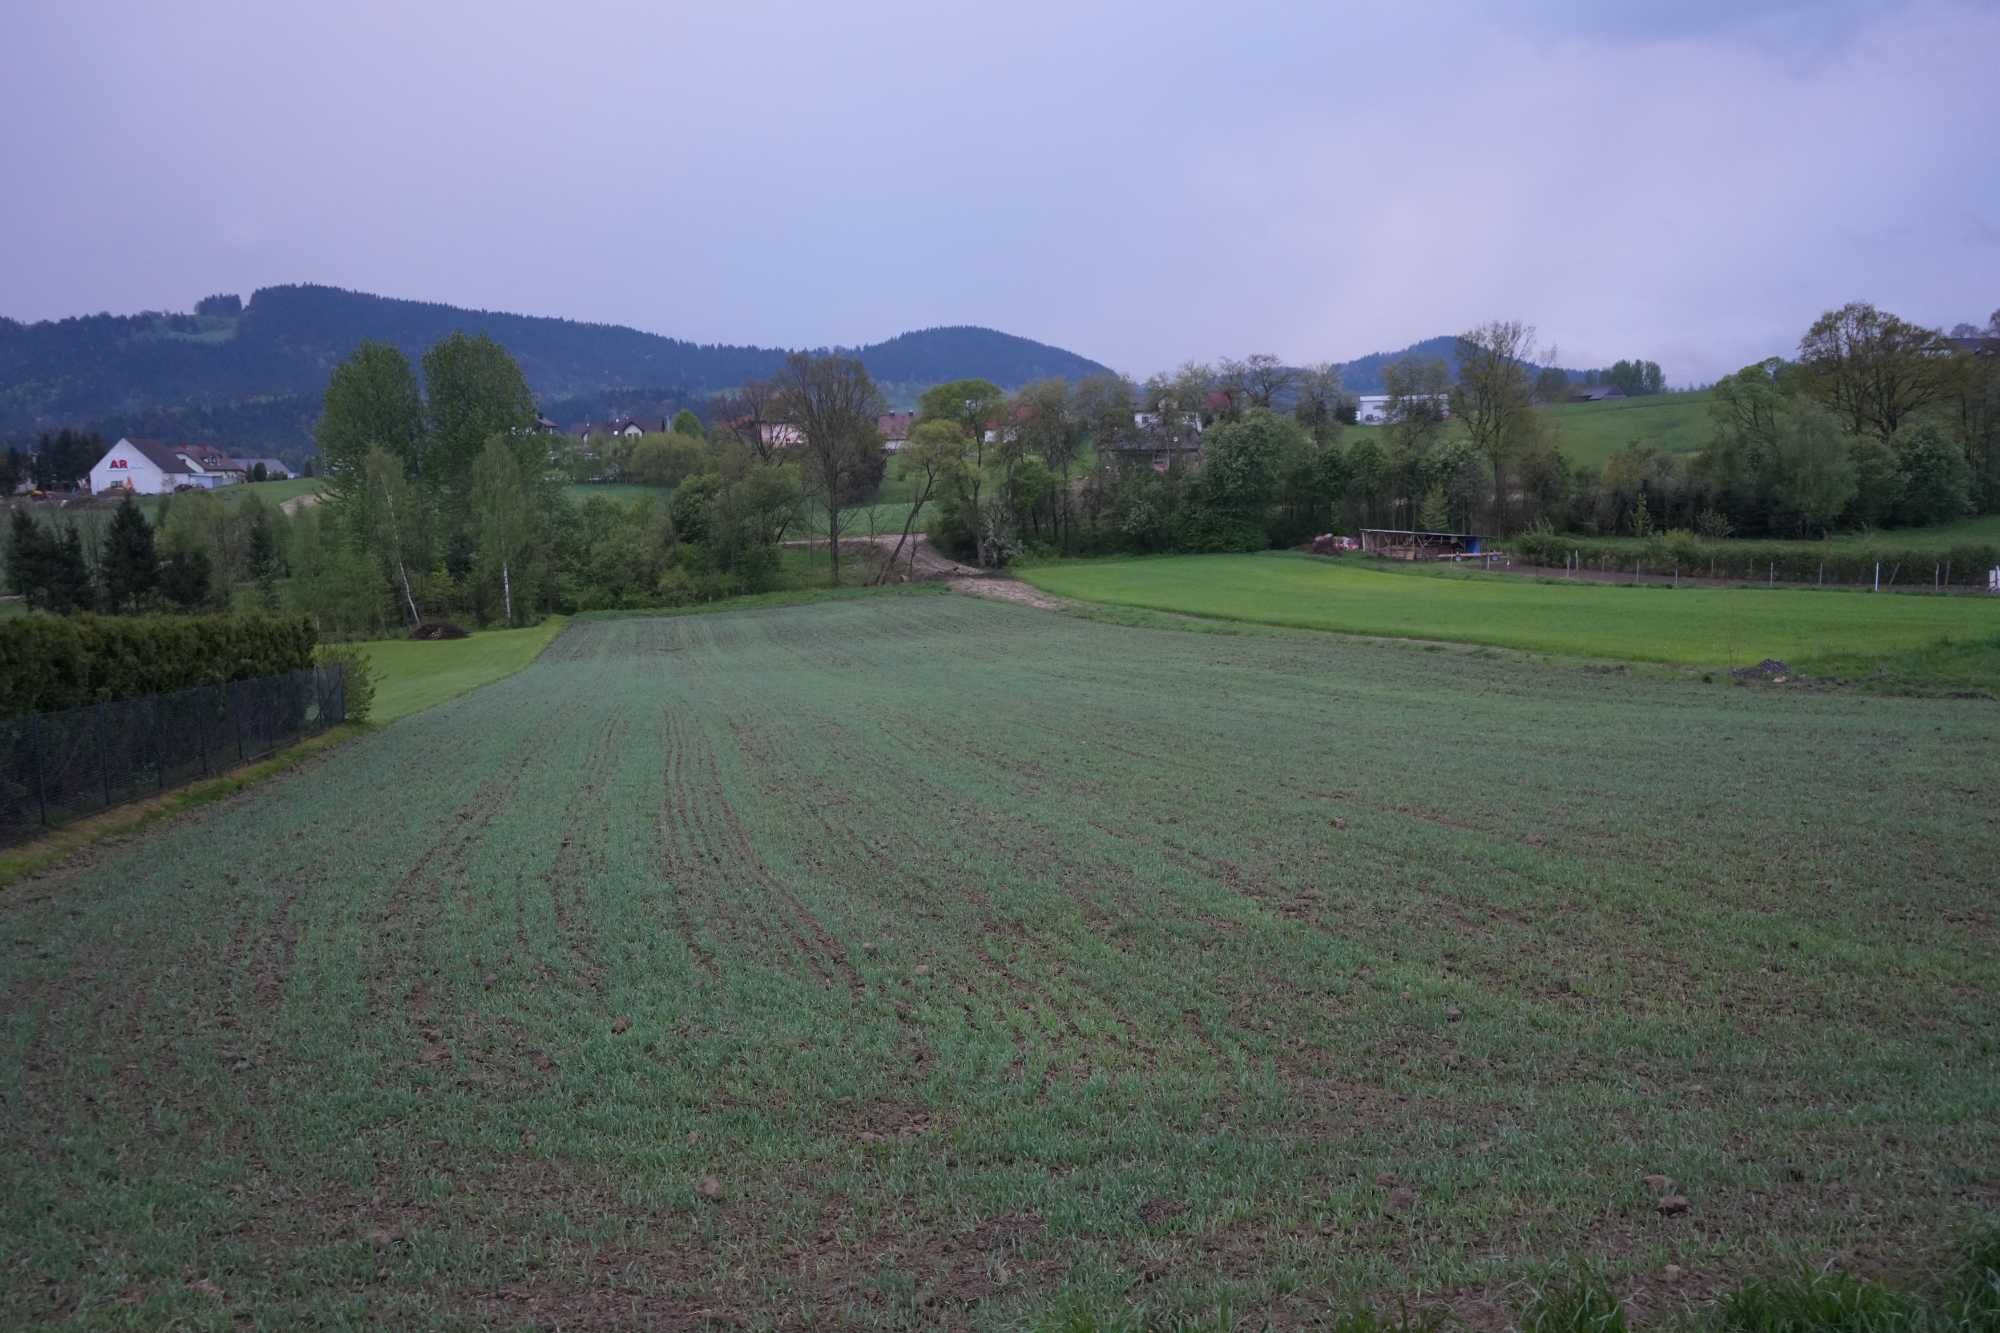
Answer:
[1569,385,1627,402]
[576,417,657,443]
[877,412,915,451]
[759,422,805,450]
[233,457,294,480]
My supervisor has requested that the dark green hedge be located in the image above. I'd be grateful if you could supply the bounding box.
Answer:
[1510,531,2000,588]
[0,613,318,719]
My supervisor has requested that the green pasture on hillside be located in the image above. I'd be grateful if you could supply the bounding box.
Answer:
[1534,389,1714,469]
[1352,390,1714,471]
[3,597,1994,1327]
[1024,551,1999,672]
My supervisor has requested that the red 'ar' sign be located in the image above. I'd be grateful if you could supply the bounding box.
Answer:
[110,458,128,468]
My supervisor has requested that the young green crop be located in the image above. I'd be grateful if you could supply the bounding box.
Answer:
[3,596,1994,1328]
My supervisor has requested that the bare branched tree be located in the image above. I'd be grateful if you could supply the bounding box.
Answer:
[1292,362,1344,445]
[719,376,784,462]
[772,353,884,586]
[1242,353,1297,410]
[1450,321,1540,530]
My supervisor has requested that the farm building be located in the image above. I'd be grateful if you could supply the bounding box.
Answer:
[1100,433,1203,473]
[1359,528,1483,560]
[1570,385,1627,402]
[88,438,243,495]
[1355,394,1450,425]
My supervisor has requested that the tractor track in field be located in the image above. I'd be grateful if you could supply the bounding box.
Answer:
[362,695,592,1060]
[542,712,626,1008]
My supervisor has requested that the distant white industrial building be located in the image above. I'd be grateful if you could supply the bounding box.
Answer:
[1355,395,1451,426]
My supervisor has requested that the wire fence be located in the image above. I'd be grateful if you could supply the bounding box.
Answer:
[0,666,347,848]
[1514,552,2000,595]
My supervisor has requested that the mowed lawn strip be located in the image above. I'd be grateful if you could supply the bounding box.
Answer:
[361,617,568,722]
[1024,551,1999,671]
[2,597,1995,1328]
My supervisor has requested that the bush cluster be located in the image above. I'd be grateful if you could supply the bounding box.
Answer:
[1510,529,2000,587]
[312,643,376,724]
[0,612,317,718]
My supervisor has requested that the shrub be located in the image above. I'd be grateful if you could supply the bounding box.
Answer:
[0,612,317,719]
[314,643,376,723]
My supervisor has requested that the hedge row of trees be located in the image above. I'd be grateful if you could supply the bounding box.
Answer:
[3,491,276,615]
[1569,304,2000,541]
[1509,529,2000,588]
[302,339,897,626]
[0,611,316,718]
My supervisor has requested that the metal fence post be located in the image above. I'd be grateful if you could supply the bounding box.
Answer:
[196,689,211,777]
[31,711,48,828]
[96,705,113,810]
[232,683,245,763]
[153,697,167,792]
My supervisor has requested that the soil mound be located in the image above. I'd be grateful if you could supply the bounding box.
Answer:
[411,622,470,641]
[1732,658,1793,682]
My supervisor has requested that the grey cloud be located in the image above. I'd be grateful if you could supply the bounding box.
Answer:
[2,0,1995,384]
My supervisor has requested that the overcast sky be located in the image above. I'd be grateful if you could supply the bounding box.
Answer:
[4,0,1996,383]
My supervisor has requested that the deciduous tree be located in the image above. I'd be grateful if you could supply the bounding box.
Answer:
[317,341,424,507]
[1450,321,1539,529]
[775,353,885,584]
[1292,363,1345,446]
[470,437,535,624]
[1798,302,1948,440]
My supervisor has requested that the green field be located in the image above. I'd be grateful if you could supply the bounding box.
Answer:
[359,618,569,723]
[2,597,1994,1328]
[1824,513,2000,550]
[1534,390,1714,469]
[1354,391,1714,471]
[134,476,319,518]
[1025,552,1998,674]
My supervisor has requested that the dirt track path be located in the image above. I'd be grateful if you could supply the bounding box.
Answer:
[784,533,1068,609]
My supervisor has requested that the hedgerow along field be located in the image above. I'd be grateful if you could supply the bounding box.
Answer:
[3,595,1996,1328]
[1024,552,2000,676]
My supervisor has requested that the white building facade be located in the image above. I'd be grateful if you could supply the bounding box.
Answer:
[88,438,239,495]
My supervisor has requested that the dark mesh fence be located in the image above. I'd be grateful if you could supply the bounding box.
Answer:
[0,666,346,847]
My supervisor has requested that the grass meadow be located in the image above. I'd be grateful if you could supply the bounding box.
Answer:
[359,618,569,723]
[1350,391,1715,472]
[2,596,1995,1328]
[1022,552,2000,676]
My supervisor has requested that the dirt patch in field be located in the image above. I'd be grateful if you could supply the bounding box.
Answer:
[949,576,1066,610]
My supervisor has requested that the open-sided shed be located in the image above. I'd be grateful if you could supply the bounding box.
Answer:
[1359,528,1483,560]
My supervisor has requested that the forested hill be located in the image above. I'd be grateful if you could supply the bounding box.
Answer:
[1336,335,1598,393]
[0,284,1113,449]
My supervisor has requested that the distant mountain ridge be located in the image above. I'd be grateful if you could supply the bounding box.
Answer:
[0,283,1114,453]
[1334,335,1598,394]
